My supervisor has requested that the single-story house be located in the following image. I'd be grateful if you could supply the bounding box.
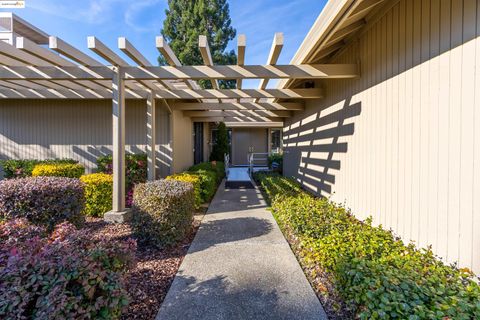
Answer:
[1,0,479,274]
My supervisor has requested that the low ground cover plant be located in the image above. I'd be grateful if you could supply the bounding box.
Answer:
[254,172,480,319]
[131,179,194,247]
[80,173,113,217]
[32,162,85,178]
[97,153,147,206]
[0,219,136,319]
[0,176,84,230]
[0,158,78,179]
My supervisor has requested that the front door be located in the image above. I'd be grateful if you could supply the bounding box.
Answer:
[193,122,203,164]
[232,128,268,166]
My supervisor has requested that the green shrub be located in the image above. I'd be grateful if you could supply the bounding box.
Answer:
[190,169,217,202]
[32,163,85,178]
[0,158,78,179]
[254,172,480,319]
[189,161,225,183]
[80,173,113,217]
[0,176,85,231]
[209,122,229,161]
[131,179,194,247]
[166,173,202,209]
[268,153,283,173]
[0,219,136,319]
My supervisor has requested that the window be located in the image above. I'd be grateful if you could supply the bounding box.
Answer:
[270,128,282,154]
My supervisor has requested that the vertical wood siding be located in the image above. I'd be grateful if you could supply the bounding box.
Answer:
[0,99,172,177]
[284,0,480,273]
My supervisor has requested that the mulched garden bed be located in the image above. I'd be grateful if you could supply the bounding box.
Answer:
[83,209,205,320]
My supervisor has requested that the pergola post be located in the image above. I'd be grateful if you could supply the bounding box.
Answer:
[105,66,131,222]
[147,91,156,181]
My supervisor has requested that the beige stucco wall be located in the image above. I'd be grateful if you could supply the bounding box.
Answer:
[0,99,172,178]
[171,110,193,173]
[284,0,480,273]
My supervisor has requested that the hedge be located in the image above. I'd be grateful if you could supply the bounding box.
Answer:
[0,176,85,230]
[32,163,85,178]
[0,219,136,319]
[0,158,78,179]
[188,161,225,183]
[166,173,202,209]
[131,179,194,247]
[254,172,480,319]
[80,173,113,217]
[189,169,217,202]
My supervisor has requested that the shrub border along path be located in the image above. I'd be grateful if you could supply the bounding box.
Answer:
[254,172,480,320]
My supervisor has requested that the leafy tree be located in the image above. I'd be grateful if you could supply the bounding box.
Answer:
[159,0,237,89]
[210,122,229,161]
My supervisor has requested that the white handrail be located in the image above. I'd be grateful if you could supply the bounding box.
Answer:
[224,153,230,176]
[248,152,269,174]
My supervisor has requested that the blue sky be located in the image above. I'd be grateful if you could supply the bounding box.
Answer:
[1,0,327,88]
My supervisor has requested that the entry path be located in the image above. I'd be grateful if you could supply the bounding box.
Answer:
[156,180,327,320]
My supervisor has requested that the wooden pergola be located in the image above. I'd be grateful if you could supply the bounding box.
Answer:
[0,15,359,219]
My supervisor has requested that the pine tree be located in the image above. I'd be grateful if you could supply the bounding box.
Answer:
[210,122,229,161]
[159,0,237,89]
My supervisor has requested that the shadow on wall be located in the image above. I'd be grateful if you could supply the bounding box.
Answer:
[283,97,361,196]
[0,99,172,177]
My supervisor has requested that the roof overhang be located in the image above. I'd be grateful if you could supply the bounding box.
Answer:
[278,0,395,90]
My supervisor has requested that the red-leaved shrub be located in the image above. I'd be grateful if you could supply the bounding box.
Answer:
[0,176,85,230]
[0,219,136,319]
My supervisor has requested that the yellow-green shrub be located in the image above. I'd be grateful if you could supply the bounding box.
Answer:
[254,172,480,319]
[80,173,113,217]
[32,163,84,178]
[166,173,201,209]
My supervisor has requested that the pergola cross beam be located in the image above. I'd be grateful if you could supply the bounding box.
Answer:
[236,34,246,90]
[0,87,323,100]
[199,35,219,89]
[173,101,304,111]
[156,36,199,90]
[118,37,175,90]
[183,110,292,118]
[255,32,283,103]
[0,64,358,80]
[49,36,103,67]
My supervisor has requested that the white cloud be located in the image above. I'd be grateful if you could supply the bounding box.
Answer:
[27,0,127,24]
[124,0,165,33]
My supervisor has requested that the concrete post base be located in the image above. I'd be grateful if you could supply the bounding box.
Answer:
[104,209,132,223]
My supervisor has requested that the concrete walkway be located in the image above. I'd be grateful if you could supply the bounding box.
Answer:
[156,181,327,320]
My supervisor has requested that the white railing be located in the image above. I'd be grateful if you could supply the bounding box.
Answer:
[248,152,269,174]
[224,153,230,176]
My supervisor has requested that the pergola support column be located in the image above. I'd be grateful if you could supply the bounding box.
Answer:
[105,66,131,223]
[147,92,156,181]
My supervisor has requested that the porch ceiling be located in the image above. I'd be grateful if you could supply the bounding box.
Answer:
[0,13,360,125]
